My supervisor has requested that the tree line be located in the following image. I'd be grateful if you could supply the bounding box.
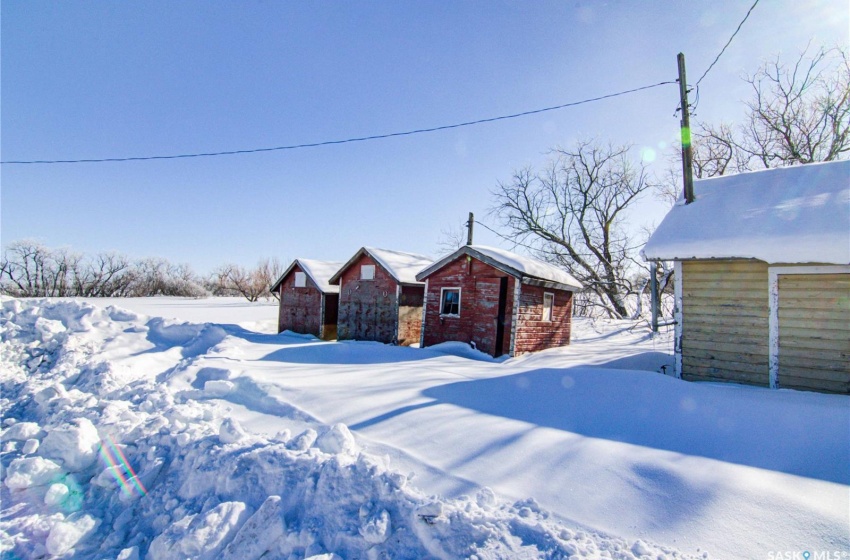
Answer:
[0,239,285,302]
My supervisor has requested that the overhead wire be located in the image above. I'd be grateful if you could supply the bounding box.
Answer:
[694,0,760,87]
[474,220,553,255]
[4,2,763,167]
[2,80,676,165]
[474,219,646,255]
[684,0,759,114]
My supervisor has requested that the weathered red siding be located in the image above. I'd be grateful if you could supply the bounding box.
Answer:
[512,285,573,355]
[337,254,423,345]
[421,256,516,357]
[278,264,323,337]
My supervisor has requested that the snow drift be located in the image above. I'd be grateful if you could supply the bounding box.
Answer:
[1,298,704,559]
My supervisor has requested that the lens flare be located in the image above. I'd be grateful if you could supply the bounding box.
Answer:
[99,437,147,497]
[641,147,657,163]
[680,126,692,148]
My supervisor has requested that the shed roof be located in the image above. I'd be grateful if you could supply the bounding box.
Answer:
[642,160,850,264]
[270,258,343,294]
[328,247,432,286]
[416,245,583,291]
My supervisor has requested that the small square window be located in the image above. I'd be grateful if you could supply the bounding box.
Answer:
[543,292,554,321]
[441,288,461,316]
[361,265,375,280]
[294,272,307,287]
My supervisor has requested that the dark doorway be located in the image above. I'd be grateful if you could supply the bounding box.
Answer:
[494,277,509,356]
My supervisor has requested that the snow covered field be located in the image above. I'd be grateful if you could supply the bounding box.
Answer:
[1,297,847,559]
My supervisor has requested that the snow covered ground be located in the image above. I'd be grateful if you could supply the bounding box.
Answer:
[1,297,847,559]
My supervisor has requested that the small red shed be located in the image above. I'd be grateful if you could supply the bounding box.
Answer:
[328,247,432,345]
[415,245,583,357]
[271,259,343,340]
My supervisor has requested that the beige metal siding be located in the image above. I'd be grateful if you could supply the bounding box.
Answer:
[778,273,850,393]
[681,260,769,385]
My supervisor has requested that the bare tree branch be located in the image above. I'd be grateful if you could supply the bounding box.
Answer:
[490,140,653,318]
[697,45,850,175]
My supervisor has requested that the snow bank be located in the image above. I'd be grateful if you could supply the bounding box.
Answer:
[1,298,703,559]
[426,341,501,362]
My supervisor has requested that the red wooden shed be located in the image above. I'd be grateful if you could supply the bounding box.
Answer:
[271,259,342,340]
[328,247,432,345]
[415,245,583,357]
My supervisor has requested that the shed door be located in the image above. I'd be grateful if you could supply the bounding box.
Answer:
[281,287,317,335]
[472,277,509,357]
[349,289,379,342]
[777,273,850,393]
[322,294,339,341]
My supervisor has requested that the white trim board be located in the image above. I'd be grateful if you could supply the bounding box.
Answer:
[767,265,850,389]
[420,279,429,347]
[673,261,683,379]
[508,280,521,357]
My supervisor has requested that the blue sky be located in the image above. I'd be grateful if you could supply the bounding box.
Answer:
[2,1,847,273]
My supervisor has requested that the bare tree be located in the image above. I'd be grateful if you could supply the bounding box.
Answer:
[657,46,849,207]
[212,258,283,302]
[0,240,81,297]
[73,252,133,297]
[491,141,653,319]
[255,257,284,301]
[698,45,849,173]
[130,259,207,297]
[435,221,467,255]
[1,241,280,300]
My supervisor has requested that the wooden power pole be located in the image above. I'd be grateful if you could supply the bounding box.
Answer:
[678,53,695,204]
[466,212,474,245]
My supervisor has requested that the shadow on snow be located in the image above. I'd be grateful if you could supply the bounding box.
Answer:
[419,364,850,484]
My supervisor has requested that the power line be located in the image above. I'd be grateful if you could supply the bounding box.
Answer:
[473,220,543,255]
[2,80,676,165]
[694,0,760,87]
[474,219,646,256]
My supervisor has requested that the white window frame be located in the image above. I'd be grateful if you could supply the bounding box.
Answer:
[542,292,554,322]
[768,265,850,389]
[439,287,461,317]
[294,271,307,288]
[361,264,375,280]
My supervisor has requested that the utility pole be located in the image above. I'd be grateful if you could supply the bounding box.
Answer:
[678,53,695,204]
[466,212,474,245]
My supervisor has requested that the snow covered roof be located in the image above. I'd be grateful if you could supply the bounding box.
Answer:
[328,247,433,286]
[416,245,583,291]
[642,161,850,264]
[270,259,343,294]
